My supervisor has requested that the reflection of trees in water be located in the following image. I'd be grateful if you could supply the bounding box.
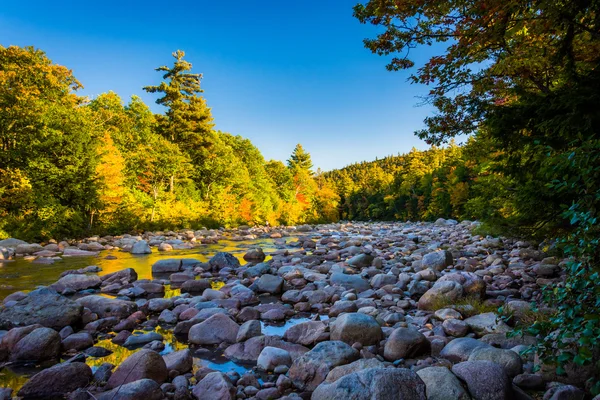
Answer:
[0,368,31,393]
[87,325,188,369]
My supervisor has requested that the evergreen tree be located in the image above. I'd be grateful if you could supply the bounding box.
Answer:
[287,144,313,173]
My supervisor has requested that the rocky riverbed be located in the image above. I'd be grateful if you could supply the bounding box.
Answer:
[0,221,593,399]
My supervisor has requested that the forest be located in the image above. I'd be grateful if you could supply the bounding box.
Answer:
[0,47,341,241]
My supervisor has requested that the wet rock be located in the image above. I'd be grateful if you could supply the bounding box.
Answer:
[283,320,327,346]
[0,288,83,330]
[77,295,137,319]
[288,340,359,391]
[131,240,152,254]
[236,320,262,342]
[188,313,239,345]
[152,259,183,273]
[257,346,292,371]
[347,253,374,268]
[107,349,168,388]
[123,332,163,348]
[181,279,211,294]
[330,272,369,292]
[163,349,193,374]
[255,274,284,294]
[17,362,92,398]
[147,297,173,312]
[97,378,164,400]
[51,274,102,292]
[244,248,266,262]
[63,248,99,256]
[62,332,94,351]
[468,346,523,377]
[10,327,61,362]
[384,327,430,361]
[452,361,513,400]
[416,366,471,400]
[93,362,114,384]
[330,312,382,346]
[0,324,43,355]
[325,358,385,383]
[422,250,453,271]
[418,280,463,311]
[209,252,241,271]
[440,337,492,363]
[312,367,427,400]
[192,372,235,400]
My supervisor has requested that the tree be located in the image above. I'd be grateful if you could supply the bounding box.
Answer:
[287,144,314,173]
[144,50,216,191]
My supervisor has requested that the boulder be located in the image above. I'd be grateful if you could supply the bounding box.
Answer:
[288,340,359,391]
[188,314,239,345]
[107,349,168,388]
[15,243,44,254]
[468,346,523,377]
[236,320,262,342]
[330,272,369,292]
[62,332,94,351]
[416,366,471,400]
[283,320,327,346]
[96,379,164,400]
[312,367,427,400]
[440,337,492,363]
[17,362,92,398]
[163,349,193,374]
[0,288,83,330]
[452,361,513,400]
[384,327,431,361]
[181,279,211,294]
[63,248,99,256]
[438,272,486,299]
[77,295,137,319]
[347,253,374,268]
[330,312,382,346]
[10,327,61,362]
[192,372,235,400]
[131,240,152,254]
[255,274,284,294]
[244,248,266,262]
[422,250,453,271]
[152,259,182,273]
[325,358,386,383]
[50,274,102,292]
[257,346,292,371]
[123,332,163,348]
[0,238,27,248]
[464,313,511,336]
[418,280,463,310]
[209,252,240,271]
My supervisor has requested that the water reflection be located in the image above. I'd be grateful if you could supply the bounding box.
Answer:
[0,238,280,299]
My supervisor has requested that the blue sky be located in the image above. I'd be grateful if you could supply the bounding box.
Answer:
[1,0,444,171]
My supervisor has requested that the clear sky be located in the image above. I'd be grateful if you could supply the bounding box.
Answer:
[1,0,443,171]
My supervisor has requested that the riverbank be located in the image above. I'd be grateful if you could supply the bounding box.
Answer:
[0,220,591,399]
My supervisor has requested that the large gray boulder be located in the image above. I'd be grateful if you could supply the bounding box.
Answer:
[163,349,193,374]
[288,340,359,391]
[440,337,492,363]
[255,274,284,294]
[384,327,431,361]
[0,238,27,248]
[10,327,61,362]
[152,259,183,273]
[76,295,137,319]
[209,252,240,271]
[107,349,168,388]
[131,240,152,254]
[50,274,102,292]
[416,366,471,400]
[283,320,327,346]
[418,280,463,310]
[312,367,427,400]
[18,362,92,398]
[96,379,164,400]
[452,361,513,400]
[192,372,235,400]
[330,272,369,292]
[468,346,523,377]
[188,313,239,345]
[0,288,83,330]
[325,358,386,383]
[421,250,453,271]
[330,312,382,346]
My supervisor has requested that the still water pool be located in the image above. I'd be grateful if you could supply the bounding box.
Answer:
[0,238,284,299]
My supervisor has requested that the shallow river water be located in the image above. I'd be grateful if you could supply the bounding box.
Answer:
[0,236,313,392]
